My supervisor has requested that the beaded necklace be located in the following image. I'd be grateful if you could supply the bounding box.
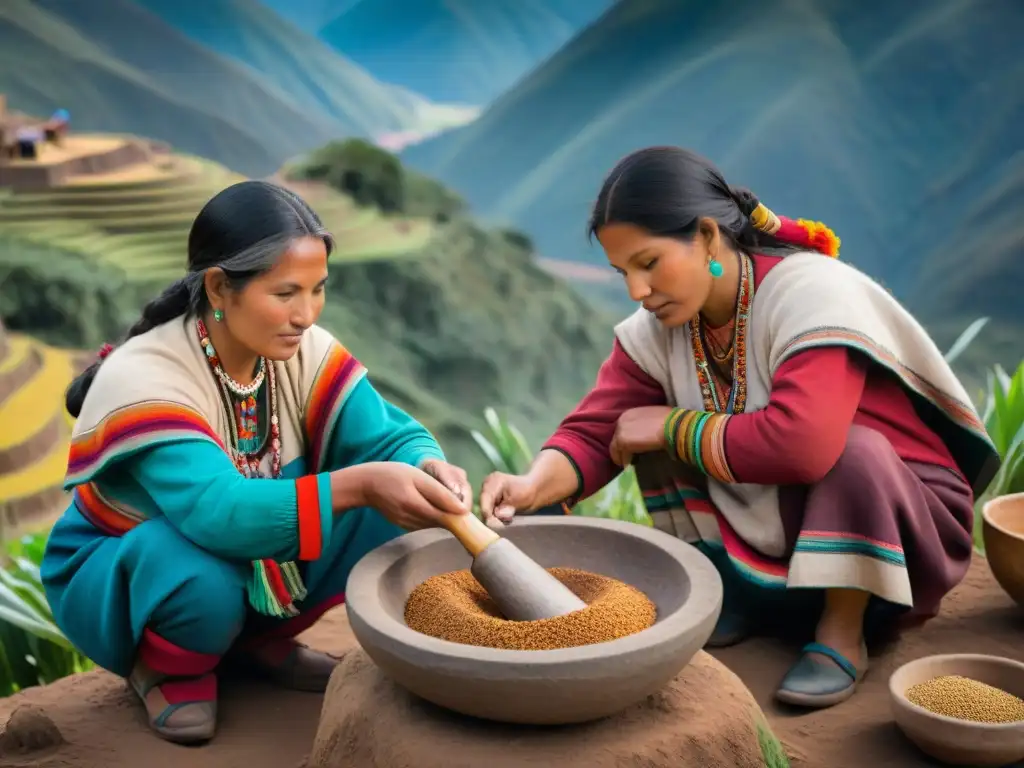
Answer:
[195,317,282,479]
[704,319,736,365]
[690,252,753,414]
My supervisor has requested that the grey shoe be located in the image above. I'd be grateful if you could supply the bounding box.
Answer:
[128,663,218,745]
[774,641,868,709]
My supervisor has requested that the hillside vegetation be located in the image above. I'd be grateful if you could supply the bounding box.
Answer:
[401,0,1024,373]
[314,0,615,104]
[0,141,613,480]
[0,0,463,177]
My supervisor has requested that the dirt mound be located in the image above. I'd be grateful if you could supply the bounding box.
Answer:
[0,557,1018,767]
[308,648,775,768]
[0,705,64,757]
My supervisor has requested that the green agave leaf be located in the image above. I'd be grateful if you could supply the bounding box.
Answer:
[506,423,535,473]
[943,317,989,365]
[470,429,509,473]
[0,570,51,622]
[13,557,43,583]
[0,604,69,648]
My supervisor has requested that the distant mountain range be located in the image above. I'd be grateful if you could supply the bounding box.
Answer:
[256,0,361,34]
[401,0,1024,372]
[262,0,615,104]
[0,0,468,177]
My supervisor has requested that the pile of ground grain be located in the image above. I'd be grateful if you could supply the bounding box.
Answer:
[404,567,657,650]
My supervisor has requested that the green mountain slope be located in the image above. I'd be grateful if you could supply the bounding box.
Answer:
[29,0,345,160]
[316,0,615,104]
[402,0,1024,371]
[132,0,468,138]
[0,0,289,175]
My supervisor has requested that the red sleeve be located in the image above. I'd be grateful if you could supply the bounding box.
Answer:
[721,347,867,485]
[543,339,667,500]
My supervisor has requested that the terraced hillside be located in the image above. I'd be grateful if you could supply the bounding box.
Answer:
[0,141,612,481]
[0,151,436,284]
[0,321,77,537]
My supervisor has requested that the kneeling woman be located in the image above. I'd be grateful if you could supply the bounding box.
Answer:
[479,147,999,709]
[42,181,471,743]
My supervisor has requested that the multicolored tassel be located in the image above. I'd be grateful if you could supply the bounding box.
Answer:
[749,202,841,258]
[249,560,308,618]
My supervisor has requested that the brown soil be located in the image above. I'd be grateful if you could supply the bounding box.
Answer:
[308,648,770,768]
[0,557,1020,768]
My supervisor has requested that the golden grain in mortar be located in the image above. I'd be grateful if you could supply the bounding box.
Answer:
[404,567,656,650]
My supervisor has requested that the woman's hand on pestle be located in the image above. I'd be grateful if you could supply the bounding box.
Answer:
[420,459,473,512]
[340,462,470,531]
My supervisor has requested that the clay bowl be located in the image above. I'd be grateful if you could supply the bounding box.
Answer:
[889,653,1024,766]
[345,515,723,725]
[982,492,1024,607]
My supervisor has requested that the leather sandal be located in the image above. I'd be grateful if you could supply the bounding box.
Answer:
[774,640,868,708]
[128,664,217,744]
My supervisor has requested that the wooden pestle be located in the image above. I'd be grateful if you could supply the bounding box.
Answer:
[440,511,588,621]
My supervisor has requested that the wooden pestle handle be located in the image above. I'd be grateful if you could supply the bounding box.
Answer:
[440,511,501,557]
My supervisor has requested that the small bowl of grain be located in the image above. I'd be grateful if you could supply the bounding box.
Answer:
[983,492,1024,608]
[889,653,1024,766]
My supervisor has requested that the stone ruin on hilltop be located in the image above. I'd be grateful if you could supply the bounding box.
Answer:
[0,94,171,192]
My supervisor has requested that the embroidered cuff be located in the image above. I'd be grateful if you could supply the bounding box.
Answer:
[664,408,737,483]
[541,446,584,511]
[295,473,333,560]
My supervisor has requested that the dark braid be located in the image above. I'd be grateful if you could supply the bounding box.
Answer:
[65,279,193,417]
[64,180,333,419]
[589,147,804,256]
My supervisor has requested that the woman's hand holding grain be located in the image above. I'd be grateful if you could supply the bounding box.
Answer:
[355,462,470,531]
[478,472,539,530]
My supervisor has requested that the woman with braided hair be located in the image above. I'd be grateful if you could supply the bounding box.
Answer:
[479,147,999,709]
[42,180,473,743]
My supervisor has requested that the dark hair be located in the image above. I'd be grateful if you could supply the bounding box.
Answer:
[65,180,334,417]
[588,146,799,254]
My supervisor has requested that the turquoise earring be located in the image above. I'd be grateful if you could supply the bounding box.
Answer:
[213,309,224,322]
[708,259,724,278]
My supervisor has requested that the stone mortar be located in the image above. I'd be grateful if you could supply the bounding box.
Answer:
[344,516,724,725]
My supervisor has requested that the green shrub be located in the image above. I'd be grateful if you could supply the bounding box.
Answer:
[0,533,92,697]
[0,236,134,348]
[942,317,1023,550]
[287,139,405,213]
[403,169,466,222]
[973,360,1024,550]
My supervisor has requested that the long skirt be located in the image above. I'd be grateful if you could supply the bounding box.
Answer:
[41,503,403,678]
[635,425,975,633]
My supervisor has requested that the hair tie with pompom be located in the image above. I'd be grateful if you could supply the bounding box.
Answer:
[748,202,841,258]
[97,343,115,361]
